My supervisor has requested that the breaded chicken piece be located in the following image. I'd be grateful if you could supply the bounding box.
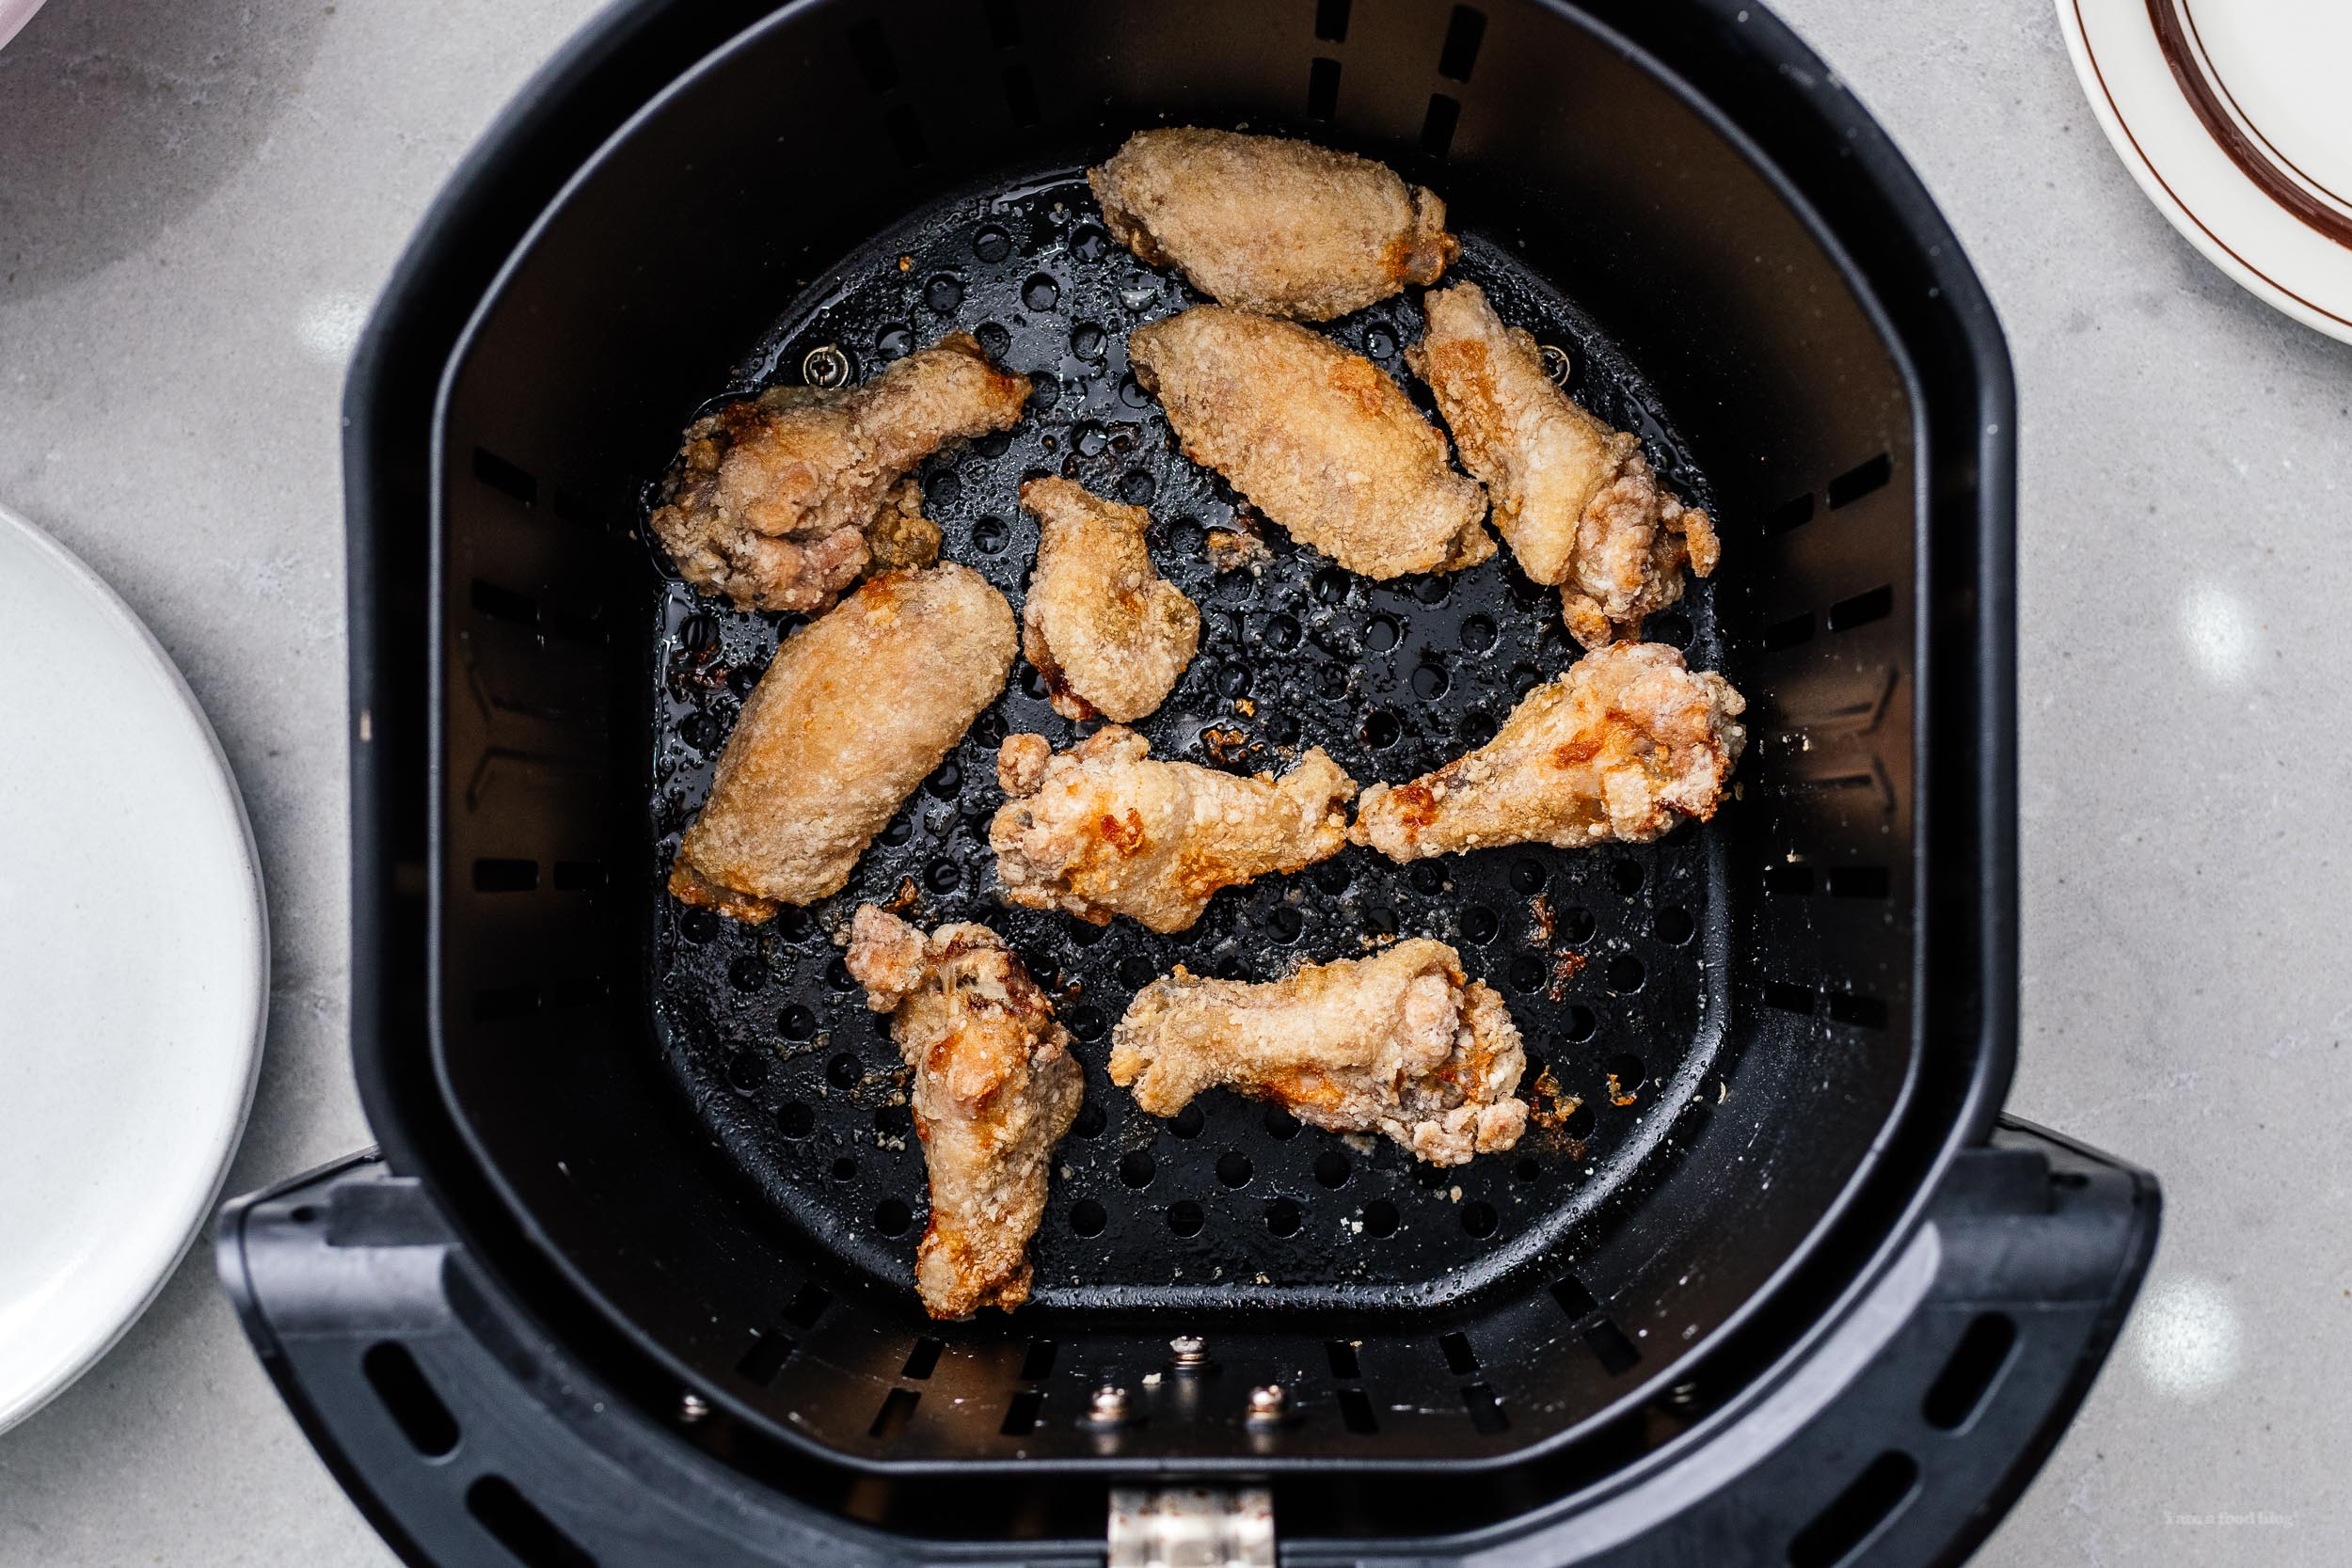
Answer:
[1129,307,1492,578]
[651,332,1028,612]
[670,565,1016,920]
[847,907,1082,1319]
[1089,128,1458,321]
[1352,641,1744,862]
[1109,940,1527,1166]
[1018,477,1200,722]
[1409,283,1719,647]
[990,725,1356,933]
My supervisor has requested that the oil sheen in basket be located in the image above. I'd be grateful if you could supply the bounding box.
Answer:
[645,168,1727,1311]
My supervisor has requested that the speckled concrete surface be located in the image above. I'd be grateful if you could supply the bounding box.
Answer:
[1762,6,2352,1564]
[1,1,2345,1564]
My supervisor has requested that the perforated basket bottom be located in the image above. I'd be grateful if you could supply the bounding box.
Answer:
[647,166,1729,1316]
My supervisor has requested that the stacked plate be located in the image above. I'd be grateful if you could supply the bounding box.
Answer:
[2061,0,2352,342]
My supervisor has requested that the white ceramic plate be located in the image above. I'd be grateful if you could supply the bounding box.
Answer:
[0,504,266,1435]
[2059,0,2352,343]
[0,0,44,55]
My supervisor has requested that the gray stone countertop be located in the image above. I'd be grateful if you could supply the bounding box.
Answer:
[1,0,2344,1563]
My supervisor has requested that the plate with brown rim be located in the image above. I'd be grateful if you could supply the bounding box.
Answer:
[2060,0,2352,343]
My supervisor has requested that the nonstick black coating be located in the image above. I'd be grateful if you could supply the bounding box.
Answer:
[411,0,1977,1491]
[645,167,1729,1313]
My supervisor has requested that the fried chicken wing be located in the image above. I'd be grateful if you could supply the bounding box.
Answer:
[1352,641,1744,862]
[1129,307,1491,578]
[1108,940,1527,1165]
[989,725,1356,933]
[846,907,1082,1319]
[1409,283,1719,647]
[651,332,1028,612]
[1017,477,1200,722]
[1089,128,1458,321]
[670,565,1016,920]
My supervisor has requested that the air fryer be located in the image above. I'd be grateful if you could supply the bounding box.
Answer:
[218,3,2158,1565]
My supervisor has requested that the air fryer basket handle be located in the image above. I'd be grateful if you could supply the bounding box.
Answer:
[217,1153,1063,1568]
[1492,1119,2159,1568]
[218,1121,2152,1568]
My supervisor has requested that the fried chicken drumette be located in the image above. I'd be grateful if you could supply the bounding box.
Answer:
[1109,939,1528,1166]
[1351,641,1744,863]
[670,564,1016,920]
[846,907,1082,1319]
[1089,127,1458,321]
[1128,306,1491,578]
[1017,477,1200,722]
[989,726,1356,933]
[651,331,1028,612]
[1409,283,1719,647]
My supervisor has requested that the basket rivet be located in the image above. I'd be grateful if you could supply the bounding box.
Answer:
[1246,1384,1287,1423]
[1088,1385,1132,1425]
[802,343,850,389]
[678,1391,711,1424]
[1540,343,1572,386]
[1169,1334,1210,1369]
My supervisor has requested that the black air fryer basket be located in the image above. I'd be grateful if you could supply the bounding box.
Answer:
[220,3,2159,1565]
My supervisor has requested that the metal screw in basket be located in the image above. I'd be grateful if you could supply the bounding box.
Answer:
[801,343,850,389]
[1088,1385,1133,1426]
[1245,1385,1287,1425]
[1169,1334,1210,1370]
[677,1391,710,1424]
[1540,342,1573,386]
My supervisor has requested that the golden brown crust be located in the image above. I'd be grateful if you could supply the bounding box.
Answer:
[995,731,1053,798]
[989,726,1357,933]
[1408,283,1716,646]
[1107,939,1527,1165]
[665,858,783,924]
[1128,307,1492,578]
[1352,641,1744,862]
[650,333,1026,612]
[671,565,1017,918]
[1089,128,1458,321]
[846,907,1081,1319]
[1017,477,1200,722]
[866,478,945,572]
